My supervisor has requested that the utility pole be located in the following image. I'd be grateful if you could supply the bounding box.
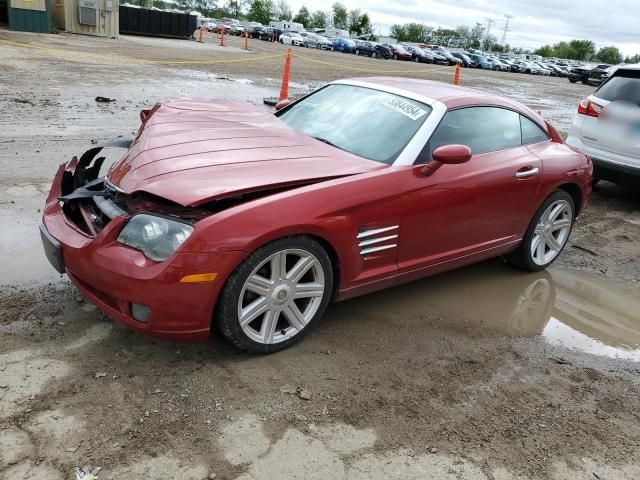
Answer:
[502,14,514,44]
[484,17,494,39]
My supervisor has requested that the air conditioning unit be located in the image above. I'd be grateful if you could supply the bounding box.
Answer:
[78,0,98,26]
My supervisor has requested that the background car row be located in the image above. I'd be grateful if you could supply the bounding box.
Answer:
[202,21,612,83]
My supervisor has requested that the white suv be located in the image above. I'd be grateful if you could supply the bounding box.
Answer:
[566,64,640,187]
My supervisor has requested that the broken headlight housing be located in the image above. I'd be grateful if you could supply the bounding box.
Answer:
[117,214,194,261]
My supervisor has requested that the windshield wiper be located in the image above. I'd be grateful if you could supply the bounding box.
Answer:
[312,136,345,151]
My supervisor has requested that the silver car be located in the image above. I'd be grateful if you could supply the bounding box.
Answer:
[300,32,332,50]
[566,64,640,187]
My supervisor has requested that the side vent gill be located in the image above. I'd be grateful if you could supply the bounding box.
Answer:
[357,225,399,257]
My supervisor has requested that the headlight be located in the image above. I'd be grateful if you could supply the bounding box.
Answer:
[117,214,194,261]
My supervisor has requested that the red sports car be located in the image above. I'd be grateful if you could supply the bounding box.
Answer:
[40,78,592,353]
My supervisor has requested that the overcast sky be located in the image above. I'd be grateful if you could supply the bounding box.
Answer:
[286,0,640,56]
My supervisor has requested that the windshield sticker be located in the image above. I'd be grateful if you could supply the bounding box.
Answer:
[383,98,428,120]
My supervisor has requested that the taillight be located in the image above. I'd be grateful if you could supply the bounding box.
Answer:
[577,98,602,117]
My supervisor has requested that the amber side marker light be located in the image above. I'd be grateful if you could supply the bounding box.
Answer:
[180,273,218,283]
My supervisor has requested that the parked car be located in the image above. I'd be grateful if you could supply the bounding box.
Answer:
[214,23,230,34]
[229,24,245,36]
[248,25,265,39]
[332,37,356,53]
[588,65,615,86]
[515,61,541,75]
[501,59,521,72]
[205,21,217,32]
[468,53,493,70]
[438,50,460,66]
[384,44,412,61]
[451,52,476,68]
[568,64,612,84]
[279,32,304,46]
[489,57,511,71]
[545,63,568,77]
[300,32,331,50]
[402,45,431,63]
[41,78,591,353]
[532,62,551,75]
[565,64,639,187]
[354,41,375,57]
[430,51,450,65]
[257,26,275,41]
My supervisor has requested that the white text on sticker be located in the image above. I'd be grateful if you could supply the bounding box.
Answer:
[383,98,427,120]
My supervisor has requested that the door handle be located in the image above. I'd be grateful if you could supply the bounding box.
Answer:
[515,167,540,178]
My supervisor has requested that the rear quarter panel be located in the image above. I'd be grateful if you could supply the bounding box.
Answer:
[526,141,592,214]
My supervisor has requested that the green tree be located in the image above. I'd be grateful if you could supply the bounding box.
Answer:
[247,0,274,25]
[347,9,361,34]
[310,9,326,28]
[596,46,623,64]
[359,13,372,36]
[534,45,554,57]
[568,39,596,60]
[332,2,348,29]
[390,24,408,42]
[482,33,497,51]
[346,9,371,36]
[225,0,244,16]
[467,23,484,49]
[406,23,431,42]
[624,54,640,64]
[431,27,458,46]
[274,0,291,20]
[293,6,311,27]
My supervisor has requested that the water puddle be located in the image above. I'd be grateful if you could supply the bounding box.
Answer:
[338,261,640,362]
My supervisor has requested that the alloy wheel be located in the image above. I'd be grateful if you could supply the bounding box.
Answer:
[237,249,326,345]
[531,200,573,266]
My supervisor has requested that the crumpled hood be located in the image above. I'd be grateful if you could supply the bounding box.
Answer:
[107,99,384,206]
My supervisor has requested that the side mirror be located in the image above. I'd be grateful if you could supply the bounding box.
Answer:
[275,99,291,111]
[431,144,472,164]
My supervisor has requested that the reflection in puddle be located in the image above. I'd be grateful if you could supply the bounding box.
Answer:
[545,270,640,361]
[337,261,640,361]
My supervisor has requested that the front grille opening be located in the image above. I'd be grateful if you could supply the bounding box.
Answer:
[62,202,93,235]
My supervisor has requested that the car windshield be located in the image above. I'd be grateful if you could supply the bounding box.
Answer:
[278,84,432,164]
[595,70,640,106]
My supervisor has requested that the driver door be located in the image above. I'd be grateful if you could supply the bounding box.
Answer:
[397,106,543,274]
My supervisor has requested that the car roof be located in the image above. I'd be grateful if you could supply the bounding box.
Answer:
[341,77,546,123]
[616,63,640,71]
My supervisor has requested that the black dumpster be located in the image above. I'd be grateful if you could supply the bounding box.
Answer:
[119,6,197,39]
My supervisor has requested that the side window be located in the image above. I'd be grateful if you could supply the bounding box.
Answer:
[520,115,550,145]
[428,106,522,158]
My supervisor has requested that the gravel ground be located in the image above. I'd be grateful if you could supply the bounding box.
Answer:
[1,29,639,480]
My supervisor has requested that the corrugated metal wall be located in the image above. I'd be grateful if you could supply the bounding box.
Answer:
[61,0,118,37]
[8,0,53,33]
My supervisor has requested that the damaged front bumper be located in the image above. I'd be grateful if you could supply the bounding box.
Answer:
[40,146,245,342]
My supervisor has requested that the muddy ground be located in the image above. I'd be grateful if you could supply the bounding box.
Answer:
[1,29,640,479]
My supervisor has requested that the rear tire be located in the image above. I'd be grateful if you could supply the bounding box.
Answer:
[216,236,334,354]
[507,191,575,272]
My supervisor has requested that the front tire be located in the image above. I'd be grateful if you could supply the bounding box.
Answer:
[507,191,575,272]
[216,236,334,354]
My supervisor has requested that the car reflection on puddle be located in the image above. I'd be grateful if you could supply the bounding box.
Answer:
[333,260,640,361]
[544,269,640,361]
